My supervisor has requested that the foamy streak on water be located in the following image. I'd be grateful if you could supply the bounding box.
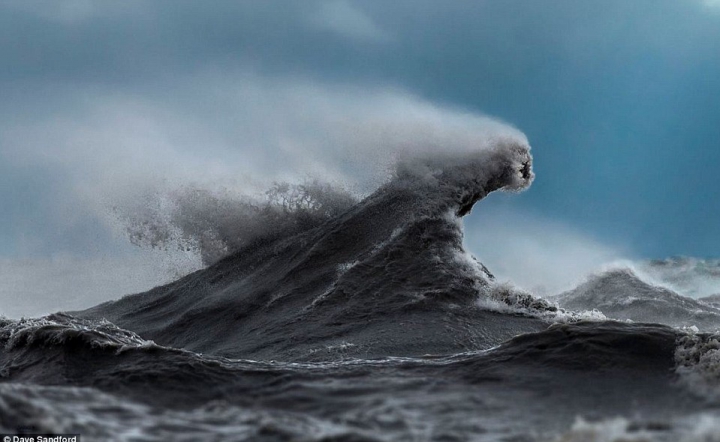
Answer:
[0,383,360,442]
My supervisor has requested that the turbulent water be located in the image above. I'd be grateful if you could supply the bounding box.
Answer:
[3,138,720,441]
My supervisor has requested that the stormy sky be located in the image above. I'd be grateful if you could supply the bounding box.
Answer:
[1,0,719,316]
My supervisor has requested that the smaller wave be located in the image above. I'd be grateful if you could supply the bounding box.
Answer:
[0,313,157,353]
[553,267,720,331]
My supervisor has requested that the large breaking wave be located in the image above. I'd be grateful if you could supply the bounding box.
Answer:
[75,137,550,361]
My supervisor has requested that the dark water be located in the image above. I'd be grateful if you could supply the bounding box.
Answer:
[2,141,720,441]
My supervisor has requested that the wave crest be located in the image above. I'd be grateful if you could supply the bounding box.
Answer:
[116,137,532,267]
[0,313,156,353]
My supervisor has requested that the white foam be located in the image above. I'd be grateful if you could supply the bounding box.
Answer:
[476,281,608,323]
[675,331,720,400]
[553,417,653,442]
[554,413,720,442]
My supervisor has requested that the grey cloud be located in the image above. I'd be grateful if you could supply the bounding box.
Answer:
[310,0,392,43]
[0,1,370,84]
[1,0,717,91]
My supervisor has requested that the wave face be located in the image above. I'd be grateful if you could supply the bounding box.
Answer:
[4,139,720,441]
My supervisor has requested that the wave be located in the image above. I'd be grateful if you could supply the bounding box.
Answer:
[553,267,720,331]
[76,138,549,360]
[0,313,156,352]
